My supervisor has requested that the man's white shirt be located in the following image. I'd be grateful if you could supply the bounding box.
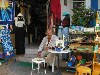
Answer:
[38,35,58,52]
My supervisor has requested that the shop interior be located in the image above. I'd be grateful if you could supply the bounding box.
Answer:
[0,0,100,75]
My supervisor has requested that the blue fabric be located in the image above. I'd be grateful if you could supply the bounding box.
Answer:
[57,26,69,60]
[57,26,69,46]
[94,44,99,51]
[91,0,98,10]
[63,12,69,16]
[62,27,69,38]
[0,29,15,59]
[57,26,69,39]
[57,26,63,39]
[89,18,96,27]
[0,0,15,25]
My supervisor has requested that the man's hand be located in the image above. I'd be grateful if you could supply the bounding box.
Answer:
[45,47,49,51]
[37,51,41,57]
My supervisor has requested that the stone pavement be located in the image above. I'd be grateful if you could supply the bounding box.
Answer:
[0,55,74,75]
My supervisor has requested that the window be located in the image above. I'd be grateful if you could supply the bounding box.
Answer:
[73,0,85,9]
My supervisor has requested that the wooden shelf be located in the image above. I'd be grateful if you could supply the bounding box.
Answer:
[79,42,95,45]
[94,41,100,44]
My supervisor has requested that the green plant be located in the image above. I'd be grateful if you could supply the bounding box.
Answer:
[71,4,96,27]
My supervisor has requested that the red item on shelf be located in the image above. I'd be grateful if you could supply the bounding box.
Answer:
[76,55,82,61]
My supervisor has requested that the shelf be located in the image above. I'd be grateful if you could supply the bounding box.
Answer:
[79,42,95,45]
[94,41,100,44]
[69,33,95,35]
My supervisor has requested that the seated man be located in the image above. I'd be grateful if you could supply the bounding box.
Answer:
[37,28,58,69]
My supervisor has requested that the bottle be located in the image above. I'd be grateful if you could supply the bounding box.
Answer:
[95,35,99,42]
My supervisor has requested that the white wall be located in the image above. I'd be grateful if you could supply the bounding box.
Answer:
[60,0,92,25]
[85,0,91,8]
[60,0,73,25]
[98,0,100,9]
[60,0,73,20]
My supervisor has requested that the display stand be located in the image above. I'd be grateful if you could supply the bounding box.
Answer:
[93,10,100,70]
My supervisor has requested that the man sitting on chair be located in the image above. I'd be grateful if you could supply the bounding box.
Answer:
[37,27,58,70]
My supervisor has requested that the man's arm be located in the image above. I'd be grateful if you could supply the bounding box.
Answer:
[48,35,58,48]
[37,37,47,57]
[38,37,47,52]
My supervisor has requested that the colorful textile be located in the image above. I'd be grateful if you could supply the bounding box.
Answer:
[0,29,15,59]
[50,0,61,25]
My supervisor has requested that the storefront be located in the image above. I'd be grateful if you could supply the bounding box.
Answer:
[0,0,100,75]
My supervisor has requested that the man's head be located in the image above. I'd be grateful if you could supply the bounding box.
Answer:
[45,28,53,37]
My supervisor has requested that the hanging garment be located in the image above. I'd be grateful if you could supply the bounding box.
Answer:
[50,0,61,25]
[1,29,15,59]
[62,15,70,28]
[15,27,25,55]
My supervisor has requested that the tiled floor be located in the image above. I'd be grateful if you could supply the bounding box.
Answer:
[0,54,74,75]
[25,43,39,54]
[0,44,75,75]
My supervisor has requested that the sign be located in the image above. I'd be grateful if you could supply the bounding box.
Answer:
[84,27,95,32]
[0,0,15,25]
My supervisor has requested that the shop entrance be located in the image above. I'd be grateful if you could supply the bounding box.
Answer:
[27,0,47,44]
[14,0,48,54]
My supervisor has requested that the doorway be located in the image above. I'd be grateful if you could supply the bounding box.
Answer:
[28,0,47,44]
[14,0,48,54]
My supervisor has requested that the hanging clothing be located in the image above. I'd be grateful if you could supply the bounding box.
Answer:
[1,29,15,59]
[15,13,25,55]
[62,15,70,28]
[50,0,61,25]
[15,27,25,54]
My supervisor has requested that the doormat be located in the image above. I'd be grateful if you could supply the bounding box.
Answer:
[0,59,5,63]
[17,61,37,68]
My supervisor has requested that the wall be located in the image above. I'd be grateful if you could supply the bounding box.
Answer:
[85,0,91,8]
[60,0,73,20]
[23,0,73,26]
[26,0,98,26]
[60,0,91,23]
[98,0,100,9]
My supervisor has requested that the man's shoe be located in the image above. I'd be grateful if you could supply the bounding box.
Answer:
[48,65,52,71]
[44,63,47,69]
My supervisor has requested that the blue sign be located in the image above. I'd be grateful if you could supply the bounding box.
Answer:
[0,0,15,25]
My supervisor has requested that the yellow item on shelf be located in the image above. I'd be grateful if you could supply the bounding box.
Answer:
[0,0,9,9]
[0,26,4,29]
[98,48,100,53]
[96,11,99,24]
[75,66,91,75]
[76,63,81,67]
[92,63,100,75]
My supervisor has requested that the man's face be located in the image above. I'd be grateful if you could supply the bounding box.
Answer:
[46,29,52,37]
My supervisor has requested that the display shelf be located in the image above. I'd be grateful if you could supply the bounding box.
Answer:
[93,25,100,70]
[69,30,95,55]
[69,33,94,44]
[69,32,95,35]
[79,42,95,45]
[94,41,100,44]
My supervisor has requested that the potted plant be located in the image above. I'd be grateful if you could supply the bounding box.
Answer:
[71,4,96,27]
